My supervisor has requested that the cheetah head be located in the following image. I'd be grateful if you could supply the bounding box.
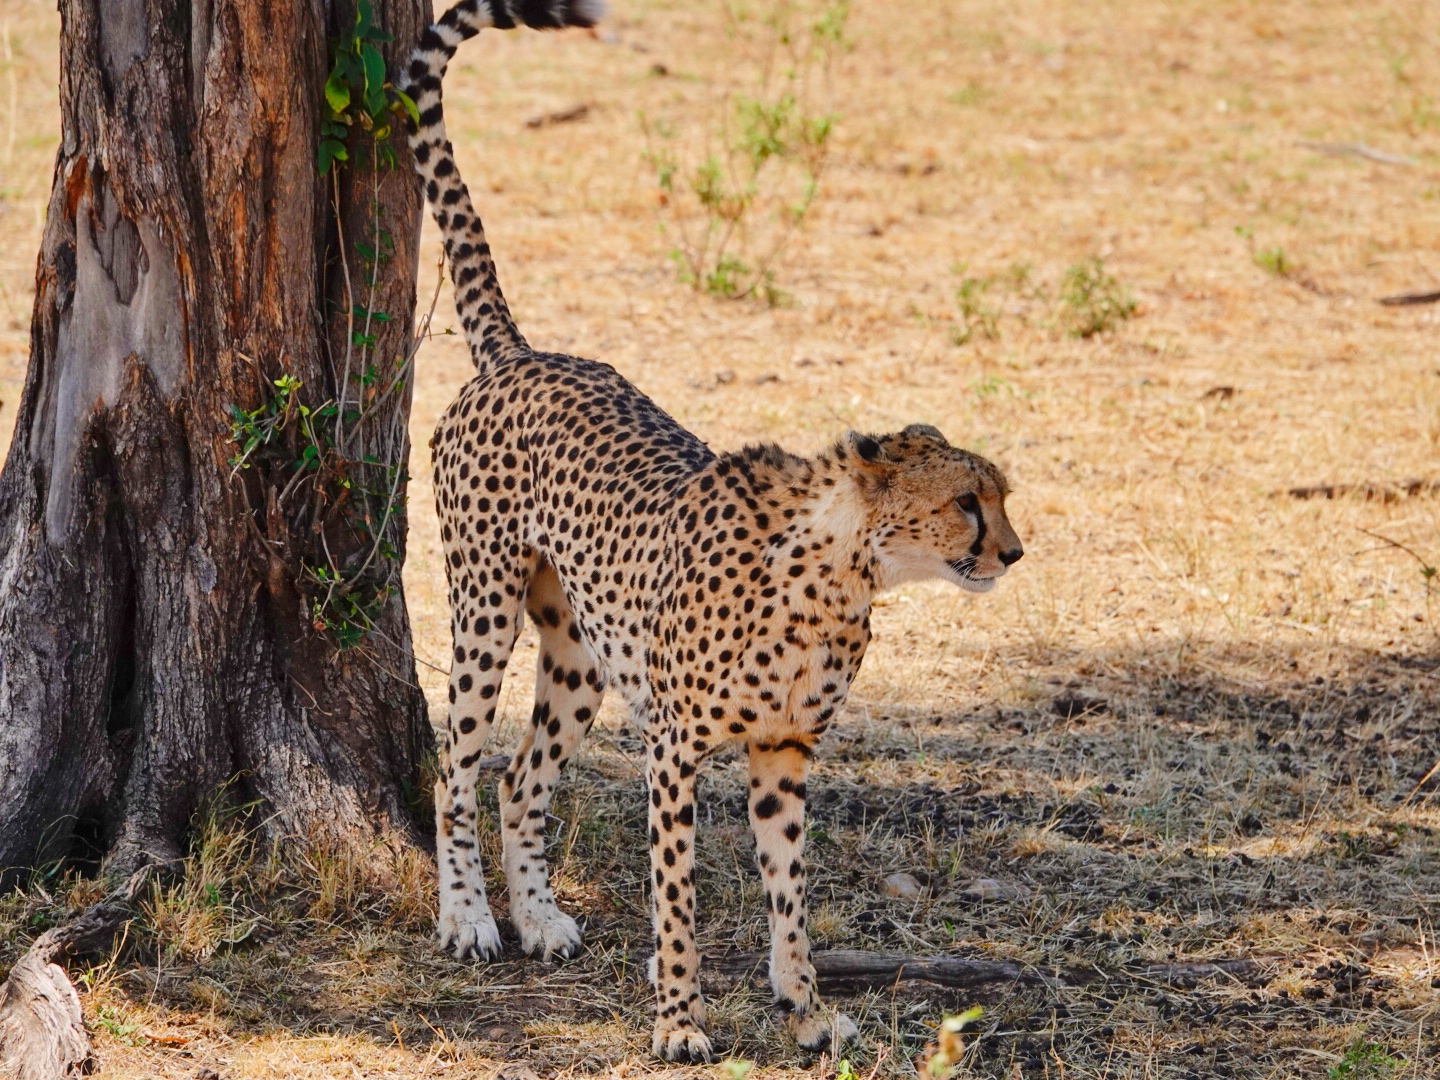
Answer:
[843,424,1023,593]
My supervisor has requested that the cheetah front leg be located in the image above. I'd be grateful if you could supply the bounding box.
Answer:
[646,720,713,1063]
[748,739,858,1052]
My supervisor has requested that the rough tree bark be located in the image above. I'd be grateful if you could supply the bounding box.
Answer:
[0,0,431,886]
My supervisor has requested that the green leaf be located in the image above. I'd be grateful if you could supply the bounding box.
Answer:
[355,0,373,37]
[324,69,351,114]
[339,51,364,84]
[318,138,349,175]
[393,89,420,126]
[361,42,386,98]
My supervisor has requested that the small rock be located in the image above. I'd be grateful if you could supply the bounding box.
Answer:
[959,877,1032,901]
[495,1066,541,1080]
[882,872,923,899]
[196,1071,221,1080]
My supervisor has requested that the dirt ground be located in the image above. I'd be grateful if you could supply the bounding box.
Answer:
[2,0,1439,1076]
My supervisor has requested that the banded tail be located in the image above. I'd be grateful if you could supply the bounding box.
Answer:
[402,0,603,364]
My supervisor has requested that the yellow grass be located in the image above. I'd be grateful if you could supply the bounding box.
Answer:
[2,0,1440,1076]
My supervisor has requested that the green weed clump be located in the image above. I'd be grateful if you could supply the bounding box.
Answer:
[642,0,849,303]
[952,272,999,344]
[947,257,1136,343]
[1059,255,1136,338]
[1253,245,1292,276]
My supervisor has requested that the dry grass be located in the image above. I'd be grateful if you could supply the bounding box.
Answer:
[3,0,1440,1076]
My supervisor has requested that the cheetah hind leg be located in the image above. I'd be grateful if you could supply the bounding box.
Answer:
[435,560,527,963]
[501,563,602,960]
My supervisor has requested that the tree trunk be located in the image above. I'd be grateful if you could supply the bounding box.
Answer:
[0,0,431,886]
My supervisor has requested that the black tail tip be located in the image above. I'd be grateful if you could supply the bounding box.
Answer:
[564,0,606,27]
[513,0,606,29]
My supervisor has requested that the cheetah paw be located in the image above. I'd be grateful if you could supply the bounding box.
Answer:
[514,903,584,961]
[437,904,503,962]
[789,1008,859,1053]
[651,1021,714,1064]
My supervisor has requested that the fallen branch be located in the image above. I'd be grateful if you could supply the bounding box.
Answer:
[1288,478,1440,502]
[0,868,155,1080]
[1379,290,1440,306]
[700,949,1266,993]
[525,103,589,129]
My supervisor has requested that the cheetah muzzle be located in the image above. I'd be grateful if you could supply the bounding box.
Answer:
[402,0,1024,1063]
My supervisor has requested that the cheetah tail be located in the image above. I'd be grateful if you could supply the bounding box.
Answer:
[401,0,604,365]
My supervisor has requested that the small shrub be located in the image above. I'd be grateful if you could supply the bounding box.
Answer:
[1059,256,1136,337]
[1329,1040,1400,1080]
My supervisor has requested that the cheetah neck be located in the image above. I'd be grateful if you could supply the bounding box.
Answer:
[777,466,880,629]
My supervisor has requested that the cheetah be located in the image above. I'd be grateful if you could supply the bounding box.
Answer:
[402,0,1024,1062]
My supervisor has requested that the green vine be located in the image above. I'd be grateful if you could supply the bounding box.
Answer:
[227,1,440,652]
[319,0,418,174]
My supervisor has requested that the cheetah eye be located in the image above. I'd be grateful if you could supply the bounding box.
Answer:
[956,492,980,516]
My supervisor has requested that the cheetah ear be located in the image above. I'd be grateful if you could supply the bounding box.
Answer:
[900,423,948,445]
[848,432,885,463]
[845,431,898,500]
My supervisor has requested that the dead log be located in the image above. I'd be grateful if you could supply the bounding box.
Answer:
[701,950,1265,993]
[0,955,89,1079]
[0,870,153,1079]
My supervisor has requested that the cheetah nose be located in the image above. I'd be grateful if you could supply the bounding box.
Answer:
[998,547,1024,567]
